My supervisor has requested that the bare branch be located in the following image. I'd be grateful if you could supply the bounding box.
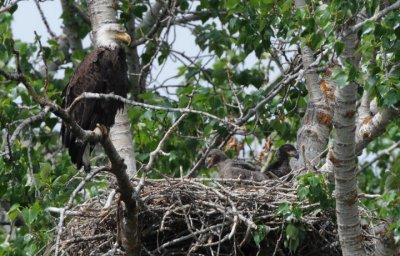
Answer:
[0,0,22,13]
[54,167,106,255]
[143,113,188,172]
[344,0,400,37]
[356,107,400,154]
[1,107,49,157]
[67,92,238,129]
[358,140,400,174]
[34,0,56,38]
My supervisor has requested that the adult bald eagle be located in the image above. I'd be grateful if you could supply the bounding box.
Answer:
[61,24,131,172]
[205,149,267,181]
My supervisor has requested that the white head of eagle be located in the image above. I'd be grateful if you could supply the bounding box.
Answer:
[61,23,131,172]
[96,24,131,49]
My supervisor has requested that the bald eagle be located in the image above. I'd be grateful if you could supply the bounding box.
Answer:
[61,24,131,172]
[205,149,267,181]
[266,144,299,177]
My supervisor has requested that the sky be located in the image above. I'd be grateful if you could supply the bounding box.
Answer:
[12,0,63,43]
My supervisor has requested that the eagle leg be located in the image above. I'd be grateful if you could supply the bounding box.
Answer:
[82,144,91,173]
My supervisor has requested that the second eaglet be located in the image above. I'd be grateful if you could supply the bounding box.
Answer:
[205,149,267,181]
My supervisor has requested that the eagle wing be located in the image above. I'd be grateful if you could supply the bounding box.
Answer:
[219,160,266,181]
[61,47,128,170]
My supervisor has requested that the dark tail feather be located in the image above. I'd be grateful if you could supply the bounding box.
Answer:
[68,141,91,172]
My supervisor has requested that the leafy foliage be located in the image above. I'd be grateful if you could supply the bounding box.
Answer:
[276,202,305,252]
[0,0,400,254]
[297,173,335,209]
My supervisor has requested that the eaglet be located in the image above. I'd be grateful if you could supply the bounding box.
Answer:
[205,149,267,181]
[265,144,299,178]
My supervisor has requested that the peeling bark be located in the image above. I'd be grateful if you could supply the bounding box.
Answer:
[87,0,139,253]
[110,109,137,177]
[293,0,333,172]
[356,107,399,154]
[332,30,363,255]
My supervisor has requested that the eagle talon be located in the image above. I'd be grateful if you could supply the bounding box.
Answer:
[95,123,109,139]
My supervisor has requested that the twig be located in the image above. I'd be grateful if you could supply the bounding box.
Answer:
[54,208,65,255]
[226,68,244,118]
[2,107,49,158]
[102,189,116,211]
[272,223,284,256]
[27,128,42,198]
[358,140,400,174]
[34,31,50,95]
[142,113,189,172]
[153,223,226,253]
[54,167,105,255]
[342,0,400,38]
[63,234,110,244]
[67,167,107,208]
[0,0,22,13]
[197,182,257,230]
[67,92,237,129]
[47,207,98,217]
[34,0,57,38]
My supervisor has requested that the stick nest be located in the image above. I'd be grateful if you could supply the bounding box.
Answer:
[57,178,374,255]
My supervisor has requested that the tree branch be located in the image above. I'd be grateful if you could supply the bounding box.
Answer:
[356,107,400,154]
[343,0,400,38]
[358,140,400,174]
[67,92,239,130]
[0,0,22,13]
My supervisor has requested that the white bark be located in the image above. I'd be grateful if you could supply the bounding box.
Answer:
[356,107,399,154]
[358,91,371,124]
[87,1,139,254]
[293,0,333,172]
[332,30,363,255]
[110,109,136,177]
[88,0,137,176]
[137,0,166,30]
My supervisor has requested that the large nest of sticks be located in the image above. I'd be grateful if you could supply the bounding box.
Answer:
[57,178,374,255]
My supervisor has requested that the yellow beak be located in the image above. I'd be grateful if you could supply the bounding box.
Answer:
[115,32,132,46]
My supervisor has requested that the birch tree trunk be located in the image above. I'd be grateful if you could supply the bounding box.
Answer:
[331,30,363,256]
[293,0,334,172]
[87,0,139,253]
[88,0,137,177]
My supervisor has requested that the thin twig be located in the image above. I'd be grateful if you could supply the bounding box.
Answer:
[67,92,237,129]
[358,140,400,174]
[143,113,189,172]
[34,0,56,38]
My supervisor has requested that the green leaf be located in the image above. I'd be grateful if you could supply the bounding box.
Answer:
[297,186,309,201]
[252,225,267,246]
[7,203,20,221]
[383,89,400,106]
[332,68,348,88]
[362,20,375,35]
[21,206,40,225]
[224,0,238,8]
[334,41,345,56]
[286,223,298,237]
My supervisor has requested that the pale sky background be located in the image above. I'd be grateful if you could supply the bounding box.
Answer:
[12,0,62,43]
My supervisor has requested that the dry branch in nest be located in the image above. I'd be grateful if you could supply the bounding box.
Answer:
[56,178,374,255]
